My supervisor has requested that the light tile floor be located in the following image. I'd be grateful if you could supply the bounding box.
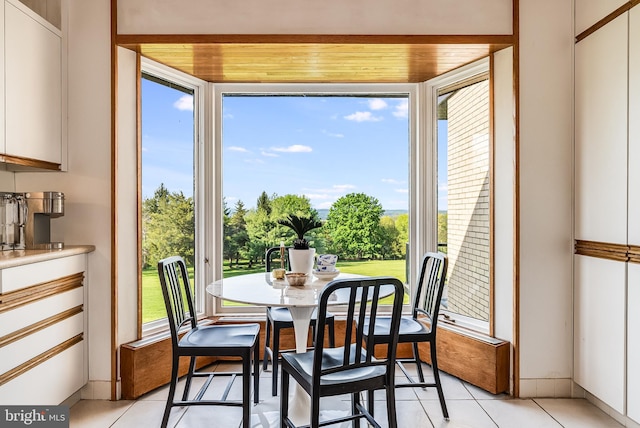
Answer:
[70,362,623,428]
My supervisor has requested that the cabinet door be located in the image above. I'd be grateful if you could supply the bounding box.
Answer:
[628,7,640,424]
[575,14,628,244]
[630,6,640,245]
[629,264,640,423]
[574,255,625,414]
[4,1,61,164]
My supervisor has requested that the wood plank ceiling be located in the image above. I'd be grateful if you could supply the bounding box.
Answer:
[118,35,513,83]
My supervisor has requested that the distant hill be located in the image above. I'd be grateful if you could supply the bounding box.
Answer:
[316,208,408,220]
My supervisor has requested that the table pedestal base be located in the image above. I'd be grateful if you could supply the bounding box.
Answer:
[286,306,315,426]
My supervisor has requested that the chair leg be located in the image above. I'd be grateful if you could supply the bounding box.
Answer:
[161,355,180,428]
[351,392,362,428]
[181,356,196,401]
[311,389,321,428]
[385,384,398,428]
[271,326,280,396]
[413,342,425,383]
[253,341,260,404]
[280,369,290,428]
[263,315,272,371]
[242,354,251,428]
[430,341,449,419]
[328,318,336,348]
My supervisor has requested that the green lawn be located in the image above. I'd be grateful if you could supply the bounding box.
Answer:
[143,259,407,323]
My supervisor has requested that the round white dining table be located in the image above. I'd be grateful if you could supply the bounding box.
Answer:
[206,271,363,425]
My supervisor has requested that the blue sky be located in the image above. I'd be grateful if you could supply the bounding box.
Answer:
[141,79,449,211]
[222,95,409,210]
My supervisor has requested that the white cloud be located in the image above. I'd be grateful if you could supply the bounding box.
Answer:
[323,130,344,138]
[271,144,312,153]
[368,99,388,110]
[228,146,249,153]
[261,151,279,157]
[331,184,356,192]
[381,178,404,185]
[224,113,234,119]
[316,201,334,209]
[393,100,409,118]
[173,94,194,111]
[344,111,383,122]
[395,188,409,194]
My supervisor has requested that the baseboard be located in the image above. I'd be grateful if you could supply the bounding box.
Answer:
[80,380,113,400]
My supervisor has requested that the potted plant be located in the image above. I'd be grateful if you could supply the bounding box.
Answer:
[278,214,323,276]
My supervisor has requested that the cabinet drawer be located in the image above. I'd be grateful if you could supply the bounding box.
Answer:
[0,341,85,405]
[0,313,83,374]
[0,287,83,337]
[0,254,86,294]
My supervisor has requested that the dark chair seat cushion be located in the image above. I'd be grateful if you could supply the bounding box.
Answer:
[179,324,260,351]
[363,316,432,343]
[282,344,386,389]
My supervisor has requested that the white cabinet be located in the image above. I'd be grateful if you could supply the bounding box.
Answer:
[630,6,640,246]
[0,253,88,405]
[628,6,640,424]
[574,13,628,245]
[3,0,62,166]
[629,264,640,423]
[574,255,626,414]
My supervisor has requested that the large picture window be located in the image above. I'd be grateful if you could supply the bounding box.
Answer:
[211,85,417,314]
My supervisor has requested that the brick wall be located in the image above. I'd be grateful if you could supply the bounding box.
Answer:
[445,80,490,321]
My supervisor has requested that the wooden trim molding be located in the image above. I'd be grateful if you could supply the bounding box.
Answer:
[0,305,83,348]
[629,245,640,264]
[574,240,629,262]
[0,272,84,313]
[0,334,83,387]
[576,1,639,43]
[116,34,515,46]
[0,154,61,171]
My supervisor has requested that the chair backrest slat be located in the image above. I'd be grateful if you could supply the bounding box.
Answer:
[265,246,291,272]
[158,256,197,347]
[313,277,404,380]
[412,252,448,333]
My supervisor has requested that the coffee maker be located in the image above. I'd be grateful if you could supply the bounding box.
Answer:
[24,191,65,249]
[0,192,26,250]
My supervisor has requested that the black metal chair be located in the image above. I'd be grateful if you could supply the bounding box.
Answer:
[262,246,336,396]
[280,276,405,428]
[157,256,260,428]
[363,251,450,419]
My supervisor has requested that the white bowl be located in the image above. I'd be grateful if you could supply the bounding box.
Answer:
[286,272,308,286]
[313,269,340,280]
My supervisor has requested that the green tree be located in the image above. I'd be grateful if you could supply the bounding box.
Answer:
[438,211,448,253]
[224,200,249,267]
[379,216,400,259]
[395,213,409,258]
[142,184,195,268]
[325,193,384,259]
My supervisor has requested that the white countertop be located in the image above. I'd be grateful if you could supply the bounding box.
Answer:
[0,245,95,269]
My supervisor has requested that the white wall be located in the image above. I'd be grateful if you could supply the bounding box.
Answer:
[117,0,513,35]
[15,0,113,398]
[518,0,574,397]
